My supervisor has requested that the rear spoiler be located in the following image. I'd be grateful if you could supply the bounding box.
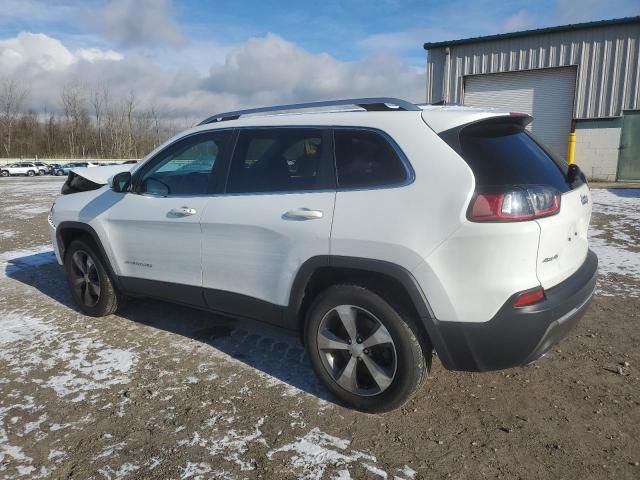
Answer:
[437,114,533,157]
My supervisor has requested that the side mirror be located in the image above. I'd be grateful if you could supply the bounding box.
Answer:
[111,171,131,193]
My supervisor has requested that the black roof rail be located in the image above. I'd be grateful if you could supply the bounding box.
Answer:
[198,97,420,125]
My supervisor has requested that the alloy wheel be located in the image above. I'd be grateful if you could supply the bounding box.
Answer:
[316,305,397,396]
[69,250,101,307]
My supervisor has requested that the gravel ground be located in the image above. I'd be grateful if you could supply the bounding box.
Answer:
[0,176,639,480]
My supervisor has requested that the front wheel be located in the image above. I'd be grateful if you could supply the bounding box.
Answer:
[305,284,428,412]
[27,170,35,177]
[55,170,63,176]
[64,239,123,317]
[0,170,8,177]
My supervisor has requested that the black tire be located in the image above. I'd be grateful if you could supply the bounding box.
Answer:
[305,284,428,413]
[64,239,123,317]
[27,170,35,176]
[38,170,45,176]
[0,170,8,177]
[55,170,63,176]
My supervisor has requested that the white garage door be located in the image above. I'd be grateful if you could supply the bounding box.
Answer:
[464,67,576,159]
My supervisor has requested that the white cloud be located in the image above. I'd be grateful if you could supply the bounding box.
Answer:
[0,32,425,121]
[96,0,185,48]
[502,10,535,33]
[76,48,124,63]
[0,33,75,71]
[0,32,124,73]
[203,34,424,105]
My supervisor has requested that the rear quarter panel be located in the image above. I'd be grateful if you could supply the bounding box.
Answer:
[330,116,474,281]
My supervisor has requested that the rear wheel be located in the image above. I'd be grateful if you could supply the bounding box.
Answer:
[27,170,35,177]
[55,170,63,176]
[64,239,123,317]
[38,170,45,176]
[305,284,428,412]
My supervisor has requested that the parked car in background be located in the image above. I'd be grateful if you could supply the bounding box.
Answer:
[54,162,98,176]
[32,162,51,175]
[48,163,62,174]
[1,162,40,177]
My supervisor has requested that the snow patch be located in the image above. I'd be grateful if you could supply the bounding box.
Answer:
[267,427,376,480]
[0,312,137,400]
[181,462,212,479]
[97,462,140,479]
[181,416,266,471]
[589,189,640,296]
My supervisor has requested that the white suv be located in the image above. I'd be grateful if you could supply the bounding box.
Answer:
[49,98,598,412]
[1,162,41,177]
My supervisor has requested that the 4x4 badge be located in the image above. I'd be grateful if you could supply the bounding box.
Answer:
[581,194,589,205]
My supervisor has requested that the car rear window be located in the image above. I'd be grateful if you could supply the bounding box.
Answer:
[459,121,570,192]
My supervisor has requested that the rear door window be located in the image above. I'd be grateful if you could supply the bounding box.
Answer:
[226,128,333,194]
[334,129,409,188]
[459,121,570,192]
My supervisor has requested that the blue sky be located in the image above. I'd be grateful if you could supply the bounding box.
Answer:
[1,0,639,118]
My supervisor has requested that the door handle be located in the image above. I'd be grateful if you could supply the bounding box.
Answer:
[282,208,324,221]
[169,206,197,217]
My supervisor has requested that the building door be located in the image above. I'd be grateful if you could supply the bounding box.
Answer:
[464,67,576,159]
[617,111,640,181]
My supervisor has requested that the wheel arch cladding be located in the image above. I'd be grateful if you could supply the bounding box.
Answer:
[56,222,122,289]
[289,255,456,367]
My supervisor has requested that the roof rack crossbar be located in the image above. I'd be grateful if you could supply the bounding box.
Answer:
[198,97,420,125]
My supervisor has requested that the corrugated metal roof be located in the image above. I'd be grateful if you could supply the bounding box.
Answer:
[425,21,640,119]
[423,16,640,49]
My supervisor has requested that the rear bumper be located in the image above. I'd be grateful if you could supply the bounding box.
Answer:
[436,249,598,372]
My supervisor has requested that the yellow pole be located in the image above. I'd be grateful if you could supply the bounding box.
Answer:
[566,132,576,164]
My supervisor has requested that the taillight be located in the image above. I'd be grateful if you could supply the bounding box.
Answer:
[468,185,561,222]
[513,288,545,307]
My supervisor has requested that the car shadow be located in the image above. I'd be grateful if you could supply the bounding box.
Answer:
[5,250,334,404]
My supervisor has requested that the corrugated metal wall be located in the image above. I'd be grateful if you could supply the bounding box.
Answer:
[426,23,640,119]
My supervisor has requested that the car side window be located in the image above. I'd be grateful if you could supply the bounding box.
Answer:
[226,128,333,194]
[138,132,231,196]
[334,129,409,188]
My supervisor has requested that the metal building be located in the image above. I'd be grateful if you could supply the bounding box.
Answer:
[424,16,640,181]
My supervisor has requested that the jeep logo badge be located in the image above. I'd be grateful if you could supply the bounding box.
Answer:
[581,194,589,205]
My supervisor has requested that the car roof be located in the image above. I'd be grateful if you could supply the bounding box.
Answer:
[189,105,514,136]
[191,98,515,135]
[134,99,520,167]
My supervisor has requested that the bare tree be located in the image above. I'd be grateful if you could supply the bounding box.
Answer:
[2,81,176,159]
[150,105,162,149]
[0,77,29,157]
[61,82,89,157]
[123,91,137,158]
[91,86,109,157]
